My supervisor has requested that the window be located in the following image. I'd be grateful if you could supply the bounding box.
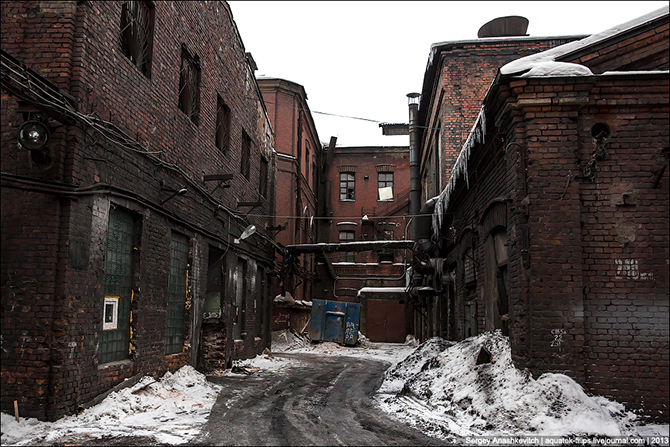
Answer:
[464,248,476,285]
[178,47,200,124]
[339,230,355,262]
[241,131,251,180]
[165,232,189,354]
[339,173,355,201]
[234,258,248,339]
[120,1,154,77]
[215,96,231,153]
[99,206,137,364]
[378,172,394,201]
[259,156,268,197]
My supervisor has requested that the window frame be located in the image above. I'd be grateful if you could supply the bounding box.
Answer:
[339,230,355,262]
[119,0,155,78]
[241,131,252,180]
[339,172,355,201]
[215,96,231,153]
[178,46,201,125]
[377,172,394,201]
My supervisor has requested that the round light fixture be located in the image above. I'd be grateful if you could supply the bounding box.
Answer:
[18,119,50,150]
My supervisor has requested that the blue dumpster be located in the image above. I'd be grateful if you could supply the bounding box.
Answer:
[309,299,360,345]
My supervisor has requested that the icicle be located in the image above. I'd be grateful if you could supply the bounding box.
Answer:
[430,106,486,241]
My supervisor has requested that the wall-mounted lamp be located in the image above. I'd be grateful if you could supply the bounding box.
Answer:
[18,113,52,164]
[18,115,50,150]
[160,187,187,205]
[234,224,256,244]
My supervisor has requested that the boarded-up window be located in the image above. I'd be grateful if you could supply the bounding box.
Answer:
[178,47,200,125]
[241,131,251,180]
[99,206,137,364]
[165,232,188,354]
[120,1,154,77]
[215,97,231,153]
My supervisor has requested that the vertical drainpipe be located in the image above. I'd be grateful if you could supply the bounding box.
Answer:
[407,93,421,241]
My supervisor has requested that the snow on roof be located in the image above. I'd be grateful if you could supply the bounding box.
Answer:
[501,5,669,77]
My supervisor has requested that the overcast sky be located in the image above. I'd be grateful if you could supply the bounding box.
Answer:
[228,1,668,148]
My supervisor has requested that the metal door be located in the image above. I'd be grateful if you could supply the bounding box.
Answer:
[366,300,406,343]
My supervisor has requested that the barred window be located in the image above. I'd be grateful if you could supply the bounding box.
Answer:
[241,131,251,180]
[120,1,154,77]
[464,248,476,285]
[99,206,138,364]
[178,47,200,125]
[216,96,231,153]
[165,232,189,355]
[339,173,355,201]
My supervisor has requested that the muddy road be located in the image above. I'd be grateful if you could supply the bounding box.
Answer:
[191,353,445,446]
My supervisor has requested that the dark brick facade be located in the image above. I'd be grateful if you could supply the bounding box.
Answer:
[416,11,669,420]
[2,0,275,421]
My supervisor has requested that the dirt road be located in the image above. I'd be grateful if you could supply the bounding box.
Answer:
[191,353,445,446]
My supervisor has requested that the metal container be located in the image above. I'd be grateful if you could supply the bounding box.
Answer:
[309,299,360,345]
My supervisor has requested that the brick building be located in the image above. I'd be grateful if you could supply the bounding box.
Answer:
[415,8,669,419]
[315,145,412,341]
[411,24,586,342]
[1,0,276,420]
[257,77,321,304]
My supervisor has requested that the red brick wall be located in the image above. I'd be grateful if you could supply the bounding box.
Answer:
[441,72,668,420]
[420,37,581,203]
[314,146,410,301]
[2,0,275,420]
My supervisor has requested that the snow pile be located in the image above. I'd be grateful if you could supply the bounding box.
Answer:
[1,365,222,446]
[377,331,652,439]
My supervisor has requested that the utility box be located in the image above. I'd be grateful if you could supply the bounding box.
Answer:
[309,299,360,345]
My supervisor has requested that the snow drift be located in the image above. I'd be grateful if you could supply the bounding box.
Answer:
[1,365,222,446]
[377,331,643,439]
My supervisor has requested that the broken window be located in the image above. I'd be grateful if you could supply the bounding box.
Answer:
[339,230,355,262]
[241,131,251,180]
[120,1,154,77]
[165,232,189,354]
[99,205,138,364]
[204,246,225,319]
[215,96,231,153]
[378,172,394,201]
[178,47,200,124]
[339,173,355,201]
[259,156,268,197]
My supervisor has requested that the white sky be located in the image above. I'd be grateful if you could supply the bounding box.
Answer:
[228,1,668,147]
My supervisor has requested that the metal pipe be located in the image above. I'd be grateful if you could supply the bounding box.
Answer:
[407,93,421,240]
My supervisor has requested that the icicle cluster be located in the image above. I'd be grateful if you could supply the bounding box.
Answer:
[432,105,486,240]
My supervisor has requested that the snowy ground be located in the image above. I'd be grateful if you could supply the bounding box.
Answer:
[2,330,667,446]
[375,331,669,444]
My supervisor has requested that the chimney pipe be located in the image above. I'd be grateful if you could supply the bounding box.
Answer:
[407,92,421,240]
